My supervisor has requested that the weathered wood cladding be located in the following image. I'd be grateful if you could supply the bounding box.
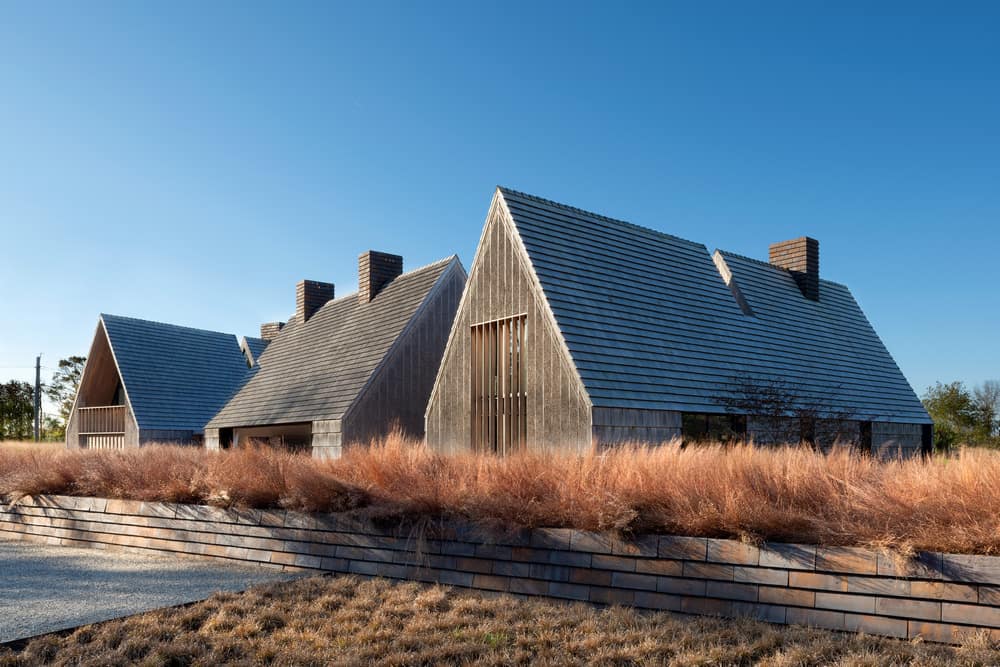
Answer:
[426,200,591,453]
[66,320,140,449]
[592,408,682,446]
[873,422,922,457]
[311,419,342,459]
[471,314,528,454]
[139,429,198,446]
[342,264,465,449]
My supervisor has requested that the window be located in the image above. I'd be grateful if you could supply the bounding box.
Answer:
[921,423,933,456]
[682,413,747,445]
[859,421,873,455]
[800,417,816,447]
[112,382,126,406]
[471,314,527,454]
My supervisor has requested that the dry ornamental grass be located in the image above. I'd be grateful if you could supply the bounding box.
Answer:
[2,434,1000,556]
[1,575,997,666]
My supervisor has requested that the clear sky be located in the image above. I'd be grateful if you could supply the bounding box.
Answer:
[1,2,997,404]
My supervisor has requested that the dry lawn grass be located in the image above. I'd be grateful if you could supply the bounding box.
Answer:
[2,575,997,666]
[2,434,1000,555]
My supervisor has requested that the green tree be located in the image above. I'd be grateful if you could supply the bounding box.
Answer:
[45,355,86,425]
[972,380,1000,442]
[0,380,35,439]
[42,415,64,441]
[922,381,996,449]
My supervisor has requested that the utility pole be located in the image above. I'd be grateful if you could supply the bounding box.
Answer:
[34,355,41,442]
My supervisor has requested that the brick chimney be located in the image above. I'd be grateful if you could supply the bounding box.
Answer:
[259,321,285,340]
[296,280,335,323]
[769,237,819,301]
[359,251,403,304]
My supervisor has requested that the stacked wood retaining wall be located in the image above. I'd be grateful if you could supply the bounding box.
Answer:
[2,495,999,644]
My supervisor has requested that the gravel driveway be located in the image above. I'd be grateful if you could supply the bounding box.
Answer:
[0,539,299,644]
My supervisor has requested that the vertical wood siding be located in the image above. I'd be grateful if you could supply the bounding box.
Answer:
[471,314,527,454]
[591,407,682,446]
[343,265,465,446]
[67,321,140,449]
[426,201,591,453]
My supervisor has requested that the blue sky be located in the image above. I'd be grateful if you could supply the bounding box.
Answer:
[1,2,997,404]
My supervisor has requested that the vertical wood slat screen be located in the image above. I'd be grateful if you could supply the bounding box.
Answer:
[471,314,527,454]
[81,434,125,450]
[78,406,126,434]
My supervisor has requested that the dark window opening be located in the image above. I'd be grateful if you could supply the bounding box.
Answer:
[859,421,873,455]
[921,423,934,457]
[682,413,747,445]
[112,382,126,406]
[800,417,816,447]
[219,428,233,450]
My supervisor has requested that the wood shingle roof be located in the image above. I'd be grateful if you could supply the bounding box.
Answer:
[499,187,930,423]
[208,256,461,428]
[100,314,253,432]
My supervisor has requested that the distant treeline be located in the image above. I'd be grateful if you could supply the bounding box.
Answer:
[923,380,1000,449]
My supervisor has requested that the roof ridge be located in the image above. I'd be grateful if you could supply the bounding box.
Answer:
[309,255,458,308]
[497,186,696,247]
[100,313,236,339]
[401,254,459,276]
[717,250,849,288]
[716,249,775,268]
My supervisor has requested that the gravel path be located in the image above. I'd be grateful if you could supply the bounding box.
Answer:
[0,539,299,643]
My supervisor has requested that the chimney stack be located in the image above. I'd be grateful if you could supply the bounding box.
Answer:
[359,250,403,304]
[769,237,819,301]
[296,280,335,323]
[259,321,285,341]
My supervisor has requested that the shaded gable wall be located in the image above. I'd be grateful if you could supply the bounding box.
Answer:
[426,198,591,453]
[341,263,466,449]
[66,321,140,449]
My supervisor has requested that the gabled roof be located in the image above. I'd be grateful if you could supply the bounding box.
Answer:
[498,187,929,423]
[208,256,462,428]
[239,336,270,367]
[99,314,253,432]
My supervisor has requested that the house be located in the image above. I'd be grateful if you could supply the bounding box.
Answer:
[425,187,932,456]
[66,314,259,449]
[205,251,466,458]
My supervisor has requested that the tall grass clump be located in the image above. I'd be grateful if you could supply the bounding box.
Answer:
[2,434,1000,556]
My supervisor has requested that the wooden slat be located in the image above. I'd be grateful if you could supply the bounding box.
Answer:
[78,405,127,435]
[469,314,528,455]
[471,326,479,452]
[502,318,509,455]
